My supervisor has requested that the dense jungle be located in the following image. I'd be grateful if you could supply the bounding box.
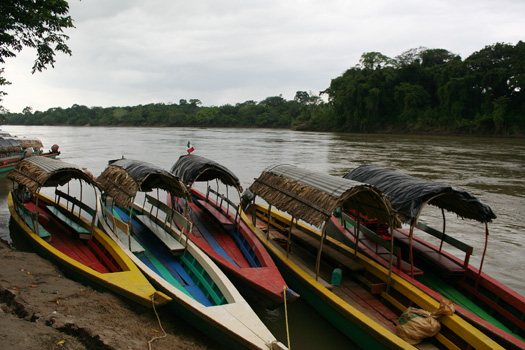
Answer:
[5,42,525,136]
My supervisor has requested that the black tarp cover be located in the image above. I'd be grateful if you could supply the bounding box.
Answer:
[7,156,95,192]
[170,154,242,191]
[97,158,188,208]
[344,164,496,223]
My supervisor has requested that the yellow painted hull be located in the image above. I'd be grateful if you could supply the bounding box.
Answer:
[243,204,504,350]
[8,192,171,308]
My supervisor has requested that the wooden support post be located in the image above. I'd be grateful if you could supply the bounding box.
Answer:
[315,224,328,281]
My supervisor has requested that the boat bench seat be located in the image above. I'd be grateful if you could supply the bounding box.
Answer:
[14,196,50,239]
[393,231,465,276]
[47,205,91,238]
[23,215,51,239]
[420,251,466,276]
[197,200,233,229]
[102,205,145,253]
[376,251,423,276]
[360,236,424,276]
[117,228,145,254]
[135,214,185,253]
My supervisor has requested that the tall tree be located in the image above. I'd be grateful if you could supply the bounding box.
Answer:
[0,0,74,110]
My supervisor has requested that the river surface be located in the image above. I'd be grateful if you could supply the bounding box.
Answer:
[1,125,524,349]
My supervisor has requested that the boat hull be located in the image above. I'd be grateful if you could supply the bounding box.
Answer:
[329,214,525,350]
[182,189,298,307]
[8,192,170,308]
[242,204,505,350]
[97,195,285,350]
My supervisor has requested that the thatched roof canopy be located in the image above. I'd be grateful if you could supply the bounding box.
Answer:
[8,137,44,150]
[249,164,401,228]
[0,138,22,153]
[97,158,188,208]
[345,164,496,224]
[7,156,96,192]
[170,154,242,191]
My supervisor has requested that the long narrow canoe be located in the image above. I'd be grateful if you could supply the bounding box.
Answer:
[334,164,525,350]
[0,133,60,178]
[242,164,504,350]
[7,157,171,308]
[96,158,287,350]
[169,154,298,307]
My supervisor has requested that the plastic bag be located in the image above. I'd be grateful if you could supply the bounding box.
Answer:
[396,298,455,345]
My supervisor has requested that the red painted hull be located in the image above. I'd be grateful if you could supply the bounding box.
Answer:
[172,188,298,306]
[329,215,525,350]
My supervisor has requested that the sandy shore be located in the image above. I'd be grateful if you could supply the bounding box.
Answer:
[0,239,222,350]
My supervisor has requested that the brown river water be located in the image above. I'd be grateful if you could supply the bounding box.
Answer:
[1,125,523,349]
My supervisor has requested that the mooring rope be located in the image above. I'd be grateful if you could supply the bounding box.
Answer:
[283,285,291,350]
[148,294,167,350]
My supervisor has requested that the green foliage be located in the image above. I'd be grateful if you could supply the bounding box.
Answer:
[324,42,525,135]
[0,0,74,110]
[4,41,524,136]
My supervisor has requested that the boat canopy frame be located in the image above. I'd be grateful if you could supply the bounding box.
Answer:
[247,164,401,287]
[249,164,401,228]
[96,158,193,250]
[344,164,496,224]
[344,164,497,281]
[7,156,100,237]
[97,158,189,209]
[7,156,96,192]
[170,154,242,191]
[170,154,243,223]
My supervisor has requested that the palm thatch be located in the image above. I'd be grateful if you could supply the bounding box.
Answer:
[249,164,401,228]
[97,165,139,208]
[12,138,43,150]
[97,159,188,208]
[7,156,97,193]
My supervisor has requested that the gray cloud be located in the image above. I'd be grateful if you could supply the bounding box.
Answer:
[3,0,524,112]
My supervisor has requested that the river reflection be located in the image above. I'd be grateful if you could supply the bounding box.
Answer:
[1,125,524,348]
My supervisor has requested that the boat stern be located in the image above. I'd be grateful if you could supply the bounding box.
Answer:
[152,291,172,307]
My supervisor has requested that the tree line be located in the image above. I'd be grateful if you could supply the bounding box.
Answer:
[5,41,525,136]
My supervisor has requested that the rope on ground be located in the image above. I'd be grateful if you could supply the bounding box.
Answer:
[283,285,291,350]
[148,294,167,350]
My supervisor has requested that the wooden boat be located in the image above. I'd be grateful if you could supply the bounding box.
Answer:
[331,163,525,350]
[6,156,171,308]
[0,132,60,178]
[241,164,504,349]
[96,158,287,350]
[168,154,299,307]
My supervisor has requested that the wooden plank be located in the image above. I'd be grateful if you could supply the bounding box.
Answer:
[86,240,120,272]
[145,195,191,232]
[197,199,233,227]
[55,189,96,217]
[189,207,242,268]
[415,222,473,254]
[380,291,407,313]
[135,214,185,252]
[47,205,90,235]
[102,205,145,253]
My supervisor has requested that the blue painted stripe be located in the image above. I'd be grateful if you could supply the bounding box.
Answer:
[190,210,240,267]
[112,206,213,306]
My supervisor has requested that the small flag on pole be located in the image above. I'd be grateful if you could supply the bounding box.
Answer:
[187,141,195,154]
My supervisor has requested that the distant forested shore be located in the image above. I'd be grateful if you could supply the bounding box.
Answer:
[5,41,524,136]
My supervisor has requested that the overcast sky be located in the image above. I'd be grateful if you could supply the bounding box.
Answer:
[2,0,524,113]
